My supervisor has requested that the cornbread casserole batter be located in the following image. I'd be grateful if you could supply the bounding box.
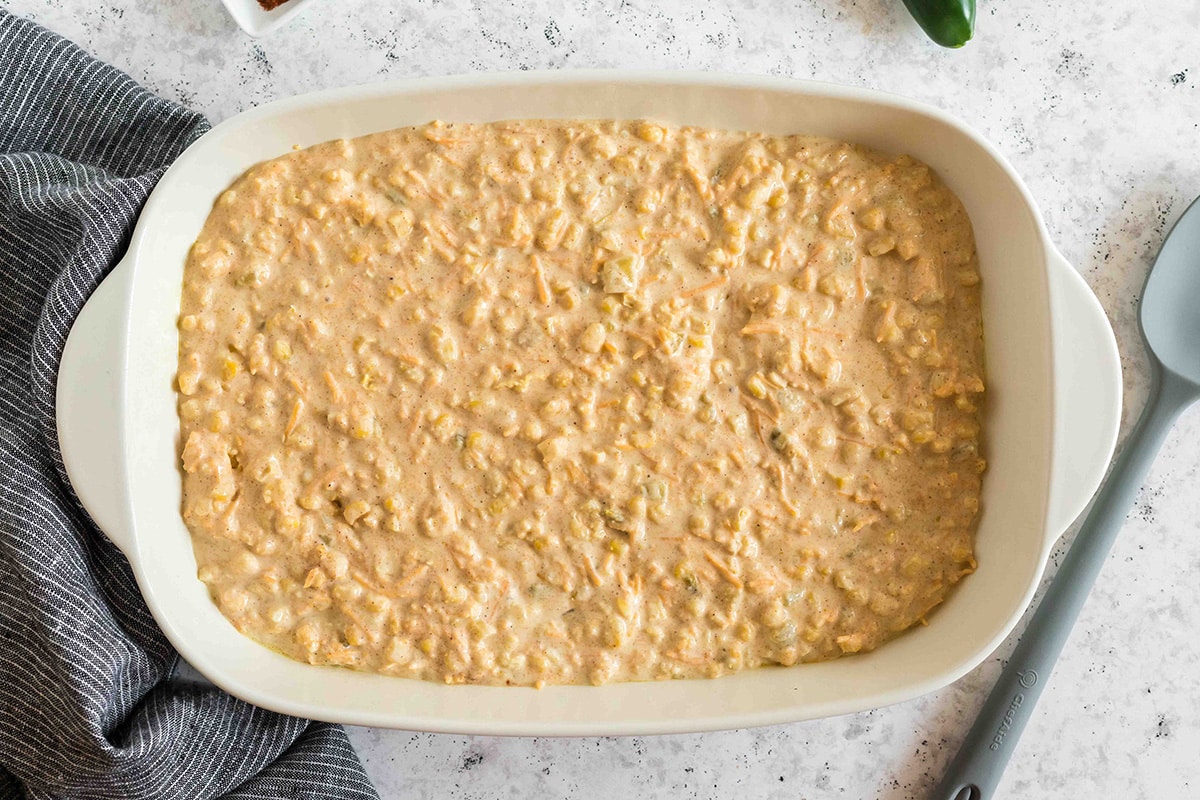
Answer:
[177,120,986,686]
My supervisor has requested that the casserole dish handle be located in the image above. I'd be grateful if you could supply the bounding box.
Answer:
[1044,248,1123,539]
[56,258,136,558]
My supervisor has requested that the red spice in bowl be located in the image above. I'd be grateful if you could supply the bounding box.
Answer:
[257,0,291,8]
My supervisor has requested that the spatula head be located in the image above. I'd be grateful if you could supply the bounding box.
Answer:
[1141,194,1200,385]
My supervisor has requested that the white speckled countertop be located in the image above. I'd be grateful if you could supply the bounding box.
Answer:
[12,0,1200,796]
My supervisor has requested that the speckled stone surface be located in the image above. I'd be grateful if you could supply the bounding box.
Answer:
[11,1,1200,797]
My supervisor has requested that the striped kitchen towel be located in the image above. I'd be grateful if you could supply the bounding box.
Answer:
[0,11,378,799]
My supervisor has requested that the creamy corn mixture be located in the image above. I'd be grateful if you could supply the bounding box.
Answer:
[177,119,986,687]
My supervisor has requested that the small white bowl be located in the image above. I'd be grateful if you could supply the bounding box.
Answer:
[219,0,320,37]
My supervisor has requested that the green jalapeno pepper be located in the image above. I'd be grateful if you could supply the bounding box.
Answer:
[901,0,976,48]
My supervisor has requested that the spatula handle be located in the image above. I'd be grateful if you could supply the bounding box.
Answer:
[933,369,1192,800]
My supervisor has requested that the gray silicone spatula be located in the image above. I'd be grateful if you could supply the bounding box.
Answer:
[935,194,1200,800]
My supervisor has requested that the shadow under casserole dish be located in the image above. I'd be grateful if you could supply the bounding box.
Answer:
[176,119,986,687]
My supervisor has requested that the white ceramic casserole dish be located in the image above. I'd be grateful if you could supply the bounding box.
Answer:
[56,72,1122,735]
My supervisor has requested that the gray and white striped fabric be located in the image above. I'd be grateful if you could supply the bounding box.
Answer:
[0,12,379,799]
